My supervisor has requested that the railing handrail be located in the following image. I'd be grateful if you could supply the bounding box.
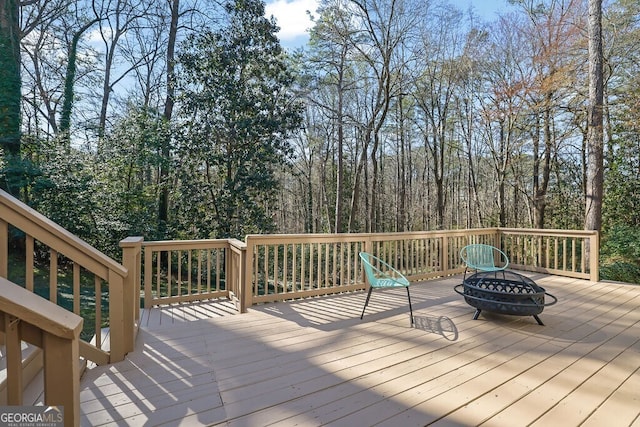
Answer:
[498,228,599,237]
[244,228,501,241]
[1,188,133,363]
[0,276,82,426]
[0,188,127,280]
[0,276,83,339]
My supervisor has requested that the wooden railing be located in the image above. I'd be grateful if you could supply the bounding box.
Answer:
[0,276,82,427]
[499,228,599,280]
[240,229,503,310]
[127,228,599,314]
[0,189,134,364]
[140,239,232,308]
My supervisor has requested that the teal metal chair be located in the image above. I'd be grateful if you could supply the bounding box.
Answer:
[460,244,509,279]
[359,252,413,325]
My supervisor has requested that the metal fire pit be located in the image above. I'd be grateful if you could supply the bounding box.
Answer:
[454,270,557,325]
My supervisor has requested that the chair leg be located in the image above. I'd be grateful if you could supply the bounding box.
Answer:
[406,287,414,325]
[360,287,374,319]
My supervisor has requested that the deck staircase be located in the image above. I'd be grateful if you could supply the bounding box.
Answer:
[0,342,43,405]
[0,339,94,407]
[0,188,136,426]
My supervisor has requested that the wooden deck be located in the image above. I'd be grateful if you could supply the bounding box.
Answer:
[79,273,640,426]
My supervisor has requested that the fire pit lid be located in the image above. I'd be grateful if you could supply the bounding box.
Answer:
[464,270,542,295]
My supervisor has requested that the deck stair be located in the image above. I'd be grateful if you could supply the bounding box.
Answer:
[0,342,42,405]
[0,339,89,406]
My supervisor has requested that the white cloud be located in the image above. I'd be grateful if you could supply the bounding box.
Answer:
[265,0,319,41]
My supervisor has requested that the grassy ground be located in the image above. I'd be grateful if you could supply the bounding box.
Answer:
[7,253,105,342]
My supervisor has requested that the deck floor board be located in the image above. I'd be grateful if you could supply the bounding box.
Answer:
[80,273,640,426]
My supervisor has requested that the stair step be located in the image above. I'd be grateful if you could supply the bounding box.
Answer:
[0,342,43,405]
[23,370,44,406]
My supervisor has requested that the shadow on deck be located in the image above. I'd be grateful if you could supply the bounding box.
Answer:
[79,272,640,426]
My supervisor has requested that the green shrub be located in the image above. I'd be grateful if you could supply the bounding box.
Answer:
[600,225,640,284]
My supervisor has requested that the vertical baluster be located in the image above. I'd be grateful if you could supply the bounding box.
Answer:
[177,250,182,297]
[50,248,58,303]
[331,243,336,288]
[167,250,173,297]
[95,276,102,349]
[207,249,212,293]
[187,250,192,295]
[315,243,321,290]
[215,248,220,292]
[581,238,586,273]
[26,235,34,291]
[292,243,298,291]
[302,243,307,289]
[197,249,202,294]
[73,263,80,314]
[0,219,7,278]
[283,243,289,292]
[263,245,269,295]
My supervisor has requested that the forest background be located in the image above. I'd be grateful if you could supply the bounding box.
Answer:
[0,0,639,283]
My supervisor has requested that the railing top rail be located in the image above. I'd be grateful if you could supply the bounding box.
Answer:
[141,239,231,249]
[245,229,501,243]
[498,228,599,237]
[0,277,83,340]
[0,189,127,279]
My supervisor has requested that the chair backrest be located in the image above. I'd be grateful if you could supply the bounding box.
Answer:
[460,244,509,270]
[359,252,409,287]
[360,252,378,283]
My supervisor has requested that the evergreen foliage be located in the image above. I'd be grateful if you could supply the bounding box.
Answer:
[0,0,22,194]
[174,0,303,239]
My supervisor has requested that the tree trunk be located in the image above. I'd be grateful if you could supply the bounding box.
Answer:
[60,20,99,139]
[159,0,180,236]
[334,44,346,233]
[585,0,604,232]
[0,0,21,195]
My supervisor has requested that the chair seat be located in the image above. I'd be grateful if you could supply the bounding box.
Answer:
[472,265,503,272]
[372,277,410,288]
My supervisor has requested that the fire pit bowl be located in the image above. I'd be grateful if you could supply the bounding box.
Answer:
[454,270,557,325]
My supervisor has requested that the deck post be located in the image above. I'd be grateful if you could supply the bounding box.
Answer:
[108,270,126,362]
[589,231,600,282]
[5,313,23,405]
[0,218,7,278]
[0,219,6,345]
[441,234,449,275]
[120,236,143,353]
[44,332,80,427]
[228,239,247,313]
[241,237,253,313]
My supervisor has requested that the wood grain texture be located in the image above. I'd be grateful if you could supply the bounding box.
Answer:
[79,273,640,426]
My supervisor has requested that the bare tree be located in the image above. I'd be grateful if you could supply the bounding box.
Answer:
[413,4,465,230]
[348,0,420,232]
[514,0,584,228]
[307,1,357,233]
[92,0,155,138]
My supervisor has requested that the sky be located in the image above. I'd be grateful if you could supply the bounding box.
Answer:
[265,0,514,50]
